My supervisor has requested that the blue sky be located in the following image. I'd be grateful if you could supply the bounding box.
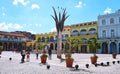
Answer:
[0,0,120,34]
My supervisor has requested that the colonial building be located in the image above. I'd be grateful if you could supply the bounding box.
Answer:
[35,26,71,51]
[0,31,27,51]
[98,9,120,54]
[35,32,55,50]
[70,21,98,53]
[35,22,98,53]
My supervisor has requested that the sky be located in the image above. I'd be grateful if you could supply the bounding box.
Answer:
[0,0,120,34]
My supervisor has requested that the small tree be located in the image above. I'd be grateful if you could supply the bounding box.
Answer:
[88,38,101,64]
[88,38,101,57]
[71,38,81,53]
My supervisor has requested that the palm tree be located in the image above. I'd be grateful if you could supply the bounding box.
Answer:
[71,38,81,53]
[88,38,101,64]
[51,7,69,58]
[88,38,101,54]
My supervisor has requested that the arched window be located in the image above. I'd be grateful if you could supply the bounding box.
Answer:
[102,30,106,38]
[65,34,69,38]
[72,30,79,36]
[89,28,96,34]
[110,18,114,24]
[42,37,45,42]
[102,19,106,25]
[50,36,54,42]
[82,38,87,44]
[38,37,41,42]
[46,37,49,42]
[111,29,115,38]
[80,29,87,35]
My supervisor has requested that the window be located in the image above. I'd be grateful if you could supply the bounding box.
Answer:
[72,30,79,36]
[42,37,45,42]
[50,36,54,42]
[102,30,106,38]
[111,29,115,38]
[110,18,114,24]
[80,29,87,35]
[89,28,96,34]
[38,38,41,42]
[65,34,69,38]
[102,19,106,25]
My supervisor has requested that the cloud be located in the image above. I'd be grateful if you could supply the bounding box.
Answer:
[0,22,23,31]
[2,13,5,16]
[35,24,41,27]
[75,1,86,8]
[13,0,30,6]
[51,27,56,32]
[104,8,112,14]
[31,4,40,9]
[0,22,9,31]
[28,30,36,34]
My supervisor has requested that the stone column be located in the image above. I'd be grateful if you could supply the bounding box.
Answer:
[87,45,89,53]
[78,45,81,53]
[108,41,110,54]
[116,41,119,54]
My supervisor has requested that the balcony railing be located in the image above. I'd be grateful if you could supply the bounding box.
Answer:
[98,37,120,40]
[0,38,24,42]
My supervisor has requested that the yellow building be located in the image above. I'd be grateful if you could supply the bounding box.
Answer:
[35,32,55,50]
[70,21,98,53]
[35,26,71,50]
[34,22,98,53]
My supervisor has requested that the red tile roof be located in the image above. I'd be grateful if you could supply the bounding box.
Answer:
[0,31,24,37]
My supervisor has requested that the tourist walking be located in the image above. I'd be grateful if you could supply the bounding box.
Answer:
[48,47,52,60]
[21,49,26,63]
[36,50,39,60]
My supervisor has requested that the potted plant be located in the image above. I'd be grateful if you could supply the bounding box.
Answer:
[40,49,48,63]
[39,43,48,63]
[0,46,3,55]
[65,50,74,67]
[88,38,101,64]
[90,54,98,64]
[112,52,117,59]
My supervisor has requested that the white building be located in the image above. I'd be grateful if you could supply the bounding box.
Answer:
[98,9,120,54]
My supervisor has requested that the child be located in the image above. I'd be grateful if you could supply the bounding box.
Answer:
[26,51,30,62]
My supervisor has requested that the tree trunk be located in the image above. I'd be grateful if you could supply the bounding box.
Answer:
[57,31,62,58]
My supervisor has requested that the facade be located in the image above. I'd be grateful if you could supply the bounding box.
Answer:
[35,22,98,53]
[98,9,120,54]
[35,26,71,50]
[0,31,26,51]
[35,32,55,50]
[70,21,98,53]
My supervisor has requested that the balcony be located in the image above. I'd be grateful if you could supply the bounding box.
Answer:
[98,37,120,41]
[0,38,23,42]
[88,32,97,35]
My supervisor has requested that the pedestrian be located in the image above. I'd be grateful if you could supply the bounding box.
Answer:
[48,47,52,60]
[36,50,39,60]
[21,49,26,63]
[26,51,30,62]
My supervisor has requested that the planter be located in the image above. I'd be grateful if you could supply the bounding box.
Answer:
[66,59,74,67]
[91,57,97,64]
[112,54,117,59]
[41,56,47,63]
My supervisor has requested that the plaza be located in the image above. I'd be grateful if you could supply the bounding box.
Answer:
[0,51,120,74]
